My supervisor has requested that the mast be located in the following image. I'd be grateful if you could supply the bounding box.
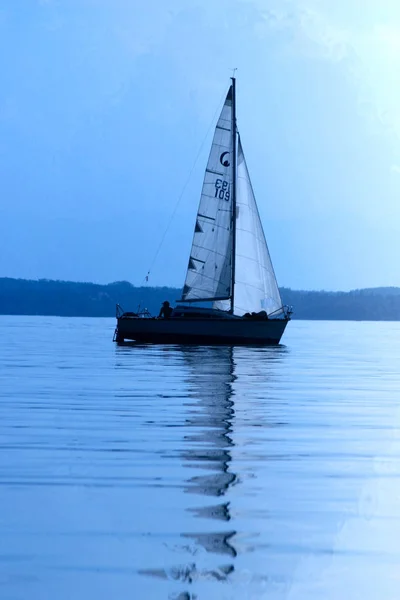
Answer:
[230,76,237,314]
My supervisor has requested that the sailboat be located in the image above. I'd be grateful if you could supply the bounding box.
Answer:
[115,78,291,344]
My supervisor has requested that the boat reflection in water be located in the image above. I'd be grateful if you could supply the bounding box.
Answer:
[138,343,288,599]
[139,345,238,596]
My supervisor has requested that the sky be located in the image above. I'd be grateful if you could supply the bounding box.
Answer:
[1,0,400,291]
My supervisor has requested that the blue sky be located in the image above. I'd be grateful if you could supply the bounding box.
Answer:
[1,0,400,291]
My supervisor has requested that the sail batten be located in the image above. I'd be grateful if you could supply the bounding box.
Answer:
[205,169,225,176]
[181,87,234,303]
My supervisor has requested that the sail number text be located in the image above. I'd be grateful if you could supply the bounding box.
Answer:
[215,179,230,201]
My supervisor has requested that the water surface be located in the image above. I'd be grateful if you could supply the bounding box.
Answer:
[1,317,400,599]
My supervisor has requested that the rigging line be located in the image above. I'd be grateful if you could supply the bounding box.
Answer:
[142,84,230,285]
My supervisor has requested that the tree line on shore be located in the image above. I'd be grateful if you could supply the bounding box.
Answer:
[1,278,400,320]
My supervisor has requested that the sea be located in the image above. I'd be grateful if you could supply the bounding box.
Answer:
[1,316,400,600]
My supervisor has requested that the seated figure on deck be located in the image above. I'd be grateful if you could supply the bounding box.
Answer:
[243,310,268,320]
[158,300,173,319]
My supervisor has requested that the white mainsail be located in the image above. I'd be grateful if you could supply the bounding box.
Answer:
[215,138,283,316]
[181,87,234,302]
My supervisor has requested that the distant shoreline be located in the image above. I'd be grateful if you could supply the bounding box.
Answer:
[1,278,400,321]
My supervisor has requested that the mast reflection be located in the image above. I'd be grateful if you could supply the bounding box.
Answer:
[138,345,239,594]
[180,345,237,561]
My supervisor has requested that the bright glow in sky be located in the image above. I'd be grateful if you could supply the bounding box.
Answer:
[1,0,400,290]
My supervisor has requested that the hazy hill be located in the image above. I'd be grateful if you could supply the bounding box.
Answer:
[1,278,400,320]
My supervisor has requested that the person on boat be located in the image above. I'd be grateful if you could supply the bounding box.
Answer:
[158,300,173,319]
[243,310,268,320]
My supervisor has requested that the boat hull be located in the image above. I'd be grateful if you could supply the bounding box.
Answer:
[115,316,289,345]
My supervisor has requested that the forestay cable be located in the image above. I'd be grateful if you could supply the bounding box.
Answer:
[142,84,230,285]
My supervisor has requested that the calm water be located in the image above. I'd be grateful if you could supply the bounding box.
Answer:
[1,317,400,599]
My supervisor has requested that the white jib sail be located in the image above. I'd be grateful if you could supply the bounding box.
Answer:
[215,137,283,316]
[181,87,234,302]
